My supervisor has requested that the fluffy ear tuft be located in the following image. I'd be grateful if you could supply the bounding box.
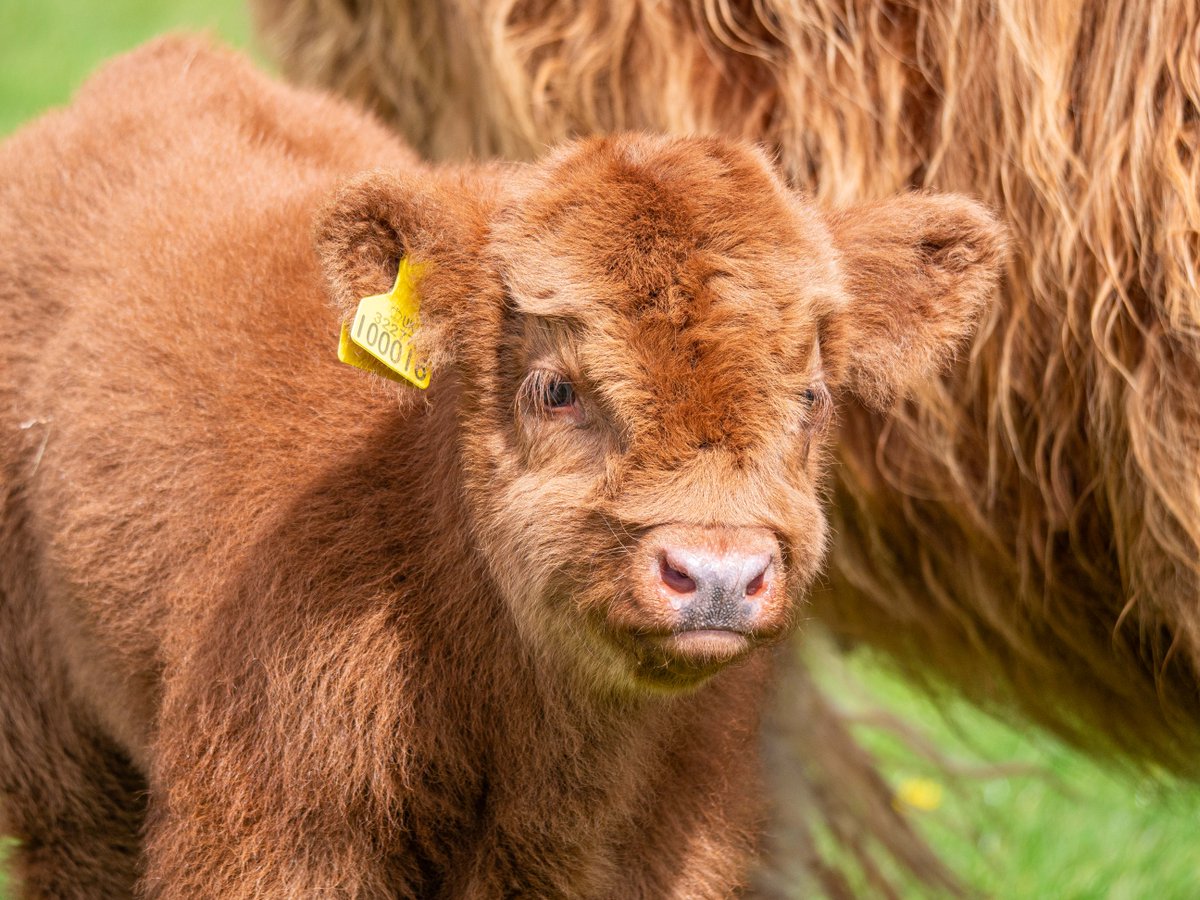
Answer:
[823,194,1009,409]
[318,171,436,321]
[315,170,492,380]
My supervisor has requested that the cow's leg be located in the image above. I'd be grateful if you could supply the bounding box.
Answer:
[139,619,415,899]
[0,586,146,899]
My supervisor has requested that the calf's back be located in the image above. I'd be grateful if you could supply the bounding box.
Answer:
[0,37,416,753]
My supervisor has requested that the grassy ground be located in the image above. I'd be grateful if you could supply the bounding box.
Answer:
[0,0,252,136]
[3,1,1200,898]
[823,648,1200,898]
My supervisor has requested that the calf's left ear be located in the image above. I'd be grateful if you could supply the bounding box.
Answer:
[822,193,1008,409]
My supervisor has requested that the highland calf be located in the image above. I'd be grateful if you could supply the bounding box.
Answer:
[0,38,1004,897]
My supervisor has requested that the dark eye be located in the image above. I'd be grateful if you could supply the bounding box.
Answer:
[519,369,585,425]
[800,383,831,427]
[543,376,576,409]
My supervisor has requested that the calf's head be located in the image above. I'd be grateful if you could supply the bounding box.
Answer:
[319,135,1006,692]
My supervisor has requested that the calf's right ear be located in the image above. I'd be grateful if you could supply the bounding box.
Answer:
[315,170,487,379]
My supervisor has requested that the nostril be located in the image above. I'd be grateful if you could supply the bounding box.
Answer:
[745,568,766,597]
[658,555,697,594]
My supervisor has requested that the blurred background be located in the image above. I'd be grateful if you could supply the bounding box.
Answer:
[2,1,1199,897]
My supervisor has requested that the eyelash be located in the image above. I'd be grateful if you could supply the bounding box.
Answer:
[542,376,576,409]
[801,383,832,426]
[518,369,584,422]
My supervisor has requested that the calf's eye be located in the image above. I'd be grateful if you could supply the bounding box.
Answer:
[518,369,586,425]
[543,377,576,410]
[799,383,832,428]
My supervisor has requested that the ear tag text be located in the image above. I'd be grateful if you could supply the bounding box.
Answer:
[337,258,430,389]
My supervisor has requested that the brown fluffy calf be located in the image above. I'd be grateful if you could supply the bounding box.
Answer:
[255,0,1200,776]
[0,38,1003,897]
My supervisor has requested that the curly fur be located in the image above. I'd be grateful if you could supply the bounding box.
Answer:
[254,0,1200,777]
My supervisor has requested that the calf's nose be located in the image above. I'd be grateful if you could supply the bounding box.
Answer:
[648,526,779,631]
[658,547,773,603]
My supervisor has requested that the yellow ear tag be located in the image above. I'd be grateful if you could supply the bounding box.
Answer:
[337,258,430,389]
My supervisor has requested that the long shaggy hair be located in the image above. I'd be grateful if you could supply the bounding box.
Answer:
[255,0,1200,771]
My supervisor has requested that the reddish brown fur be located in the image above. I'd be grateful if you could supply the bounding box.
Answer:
[0,38,1003,896]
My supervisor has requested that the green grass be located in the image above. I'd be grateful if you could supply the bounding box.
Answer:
[3,2,1200,898]
[0,0,252,136]
[823,647,1200,898]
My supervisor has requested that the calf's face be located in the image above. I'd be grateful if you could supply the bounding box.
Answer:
[319,136,1006,692]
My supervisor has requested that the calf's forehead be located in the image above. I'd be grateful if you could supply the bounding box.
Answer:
[499,136,839,322]
[494,138,844,456]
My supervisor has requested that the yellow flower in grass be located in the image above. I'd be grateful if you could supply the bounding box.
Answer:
[894,777,944,812]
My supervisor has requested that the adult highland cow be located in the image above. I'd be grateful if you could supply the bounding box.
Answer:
[255,0,1200,774]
